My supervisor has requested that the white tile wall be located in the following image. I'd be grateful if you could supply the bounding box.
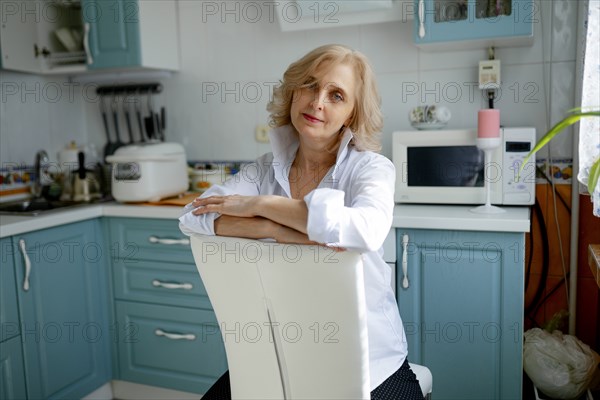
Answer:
[0,0,582,166]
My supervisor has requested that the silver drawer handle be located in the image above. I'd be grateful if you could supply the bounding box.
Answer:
[155,329,196,341]
[83,22,93,65]
[148,235,190,245]
[418,0,426,38]
[18,239,31,291]
[402,233,410,289]
[152,279,193,290]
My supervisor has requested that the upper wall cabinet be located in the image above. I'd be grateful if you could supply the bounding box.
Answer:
[276,0,414,31]
[0,0,179,75]
[414,0,534,50]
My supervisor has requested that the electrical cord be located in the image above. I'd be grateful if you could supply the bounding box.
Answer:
[525,199,550,317]
[531,271,571,321]
[538,0,570,308]
[488,90,495,109]
[525,214,534,292]
[536,165,571,213]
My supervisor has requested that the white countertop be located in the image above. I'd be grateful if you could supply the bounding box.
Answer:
[0,202,530,239]
[0,204,183,238]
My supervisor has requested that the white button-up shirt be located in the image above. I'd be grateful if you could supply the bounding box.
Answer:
[179,125,407,389]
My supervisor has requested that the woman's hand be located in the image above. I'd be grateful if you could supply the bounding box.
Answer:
[192,195,259,218]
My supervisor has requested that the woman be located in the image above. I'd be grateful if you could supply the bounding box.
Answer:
[179,44,423,400]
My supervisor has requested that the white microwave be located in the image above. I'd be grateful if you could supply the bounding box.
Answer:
[392,127,536,205]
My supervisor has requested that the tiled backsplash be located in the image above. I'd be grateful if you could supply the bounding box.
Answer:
[1,0,580,165]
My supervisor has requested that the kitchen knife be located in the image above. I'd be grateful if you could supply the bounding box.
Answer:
[147,94,159,141]
[111,95,125,149]
[99,95,118,159]
[134,93,146,142]
[160,107,166,141]
[123,96,135,144]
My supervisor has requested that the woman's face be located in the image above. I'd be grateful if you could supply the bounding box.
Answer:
[290,62,356,147]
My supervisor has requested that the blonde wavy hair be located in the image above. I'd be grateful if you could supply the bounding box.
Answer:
[267,44,383,152]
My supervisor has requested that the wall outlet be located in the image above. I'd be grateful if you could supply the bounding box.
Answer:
[255,125,270,143]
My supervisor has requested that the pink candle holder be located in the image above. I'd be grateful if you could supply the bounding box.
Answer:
[471,109,505,214]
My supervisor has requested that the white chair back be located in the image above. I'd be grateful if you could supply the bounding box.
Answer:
[190,235,370,400]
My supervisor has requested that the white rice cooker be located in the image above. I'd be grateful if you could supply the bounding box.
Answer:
[105,142,188,202]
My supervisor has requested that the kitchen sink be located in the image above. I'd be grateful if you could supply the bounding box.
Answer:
[0,198,103,216]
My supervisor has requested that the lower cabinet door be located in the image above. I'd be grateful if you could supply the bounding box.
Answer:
[15,220,111,399]
[115,300,228,394]
[0,336,27,400]
[397,228,524,400]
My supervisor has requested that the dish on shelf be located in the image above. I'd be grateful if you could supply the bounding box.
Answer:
[408,105,452,128]
[411,122,448,130]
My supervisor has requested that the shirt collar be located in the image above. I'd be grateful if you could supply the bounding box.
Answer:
[269,124,354,196]
[269,124,354,166]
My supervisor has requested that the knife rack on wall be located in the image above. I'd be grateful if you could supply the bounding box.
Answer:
[96,83,167,160]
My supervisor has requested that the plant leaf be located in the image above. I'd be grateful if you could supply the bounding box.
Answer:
[589,158,600,195]
[519,110,600,175]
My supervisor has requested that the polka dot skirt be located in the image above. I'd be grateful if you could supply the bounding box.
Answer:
[201,359,424,400]
[371,359,425,400]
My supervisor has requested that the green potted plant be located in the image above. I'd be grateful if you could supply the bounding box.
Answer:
[522,108,600,195]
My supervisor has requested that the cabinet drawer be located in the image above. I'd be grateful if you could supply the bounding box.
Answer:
[108,218,194,264]
[113,259,212,309]
[1,238,20,342]
[115,301,227,394]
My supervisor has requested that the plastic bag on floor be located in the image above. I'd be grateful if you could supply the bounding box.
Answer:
[523,328,600,399]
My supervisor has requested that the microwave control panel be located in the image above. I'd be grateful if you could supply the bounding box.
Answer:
[502,128,536,205]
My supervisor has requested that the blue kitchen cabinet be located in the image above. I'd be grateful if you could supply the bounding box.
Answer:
[81,0,179,70]
[13,219,111,399]
[80,0,141,69]
[0,238,27,399]
[414,0,534,48]
[396,228,524,399]
[0,0,178,74]
[1,238,20,342]
[114,301,227,394]
[107,217,227,394]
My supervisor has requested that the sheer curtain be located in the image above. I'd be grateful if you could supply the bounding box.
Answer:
[578,0,600,216]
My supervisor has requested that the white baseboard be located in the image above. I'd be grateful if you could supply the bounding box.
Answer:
[81,380,201,400]
[82,383,113,400]
[111,380,201,400]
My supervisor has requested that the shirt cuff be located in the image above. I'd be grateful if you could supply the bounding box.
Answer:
[178,205,218,236]
[304,188,345,245]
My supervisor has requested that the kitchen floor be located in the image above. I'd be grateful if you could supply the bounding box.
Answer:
[522,372,599,400]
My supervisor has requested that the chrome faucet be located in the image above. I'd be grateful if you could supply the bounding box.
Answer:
[32,150,49,198]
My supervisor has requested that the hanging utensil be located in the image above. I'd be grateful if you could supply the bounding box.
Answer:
[154,109,162,141]
[135,89,146,142]
[122,94,135,144]
[145,91,157,141]
[160,106,166,141]
[111,93,125,149]
[99,95,118,160]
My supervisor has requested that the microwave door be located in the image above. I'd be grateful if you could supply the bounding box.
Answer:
[407,146,485,188]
